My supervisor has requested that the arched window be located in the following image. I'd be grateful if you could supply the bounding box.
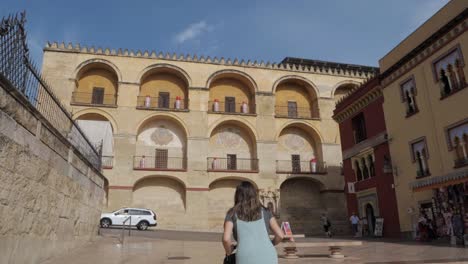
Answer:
[368,155,375,177]
[355,160,363,181]
[361,157,369,179]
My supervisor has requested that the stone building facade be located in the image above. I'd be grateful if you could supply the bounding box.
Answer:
[379,0,468,239]
[41,44,377,234]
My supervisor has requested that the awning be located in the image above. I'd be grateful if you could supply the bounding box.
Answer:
[410,169,468,192]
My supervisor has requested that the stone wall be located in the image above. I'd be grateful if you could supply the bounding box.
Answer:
[0,80,107,264]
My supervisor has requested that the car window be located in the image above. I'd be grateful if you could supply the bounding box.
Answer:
[140,210,152,215]
[128,209,141,215]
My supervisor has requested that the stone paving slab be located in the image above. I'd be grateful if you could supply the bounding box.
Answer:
[41,230,468,264]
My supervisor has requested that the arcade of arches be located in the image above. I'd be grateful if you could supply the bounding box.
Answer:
[51,54,372,234]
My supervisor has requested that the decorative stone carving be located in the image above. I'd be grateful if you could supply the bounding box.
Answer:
[214,127,243,148]
[259,188,280,216]
[151,125,173,145]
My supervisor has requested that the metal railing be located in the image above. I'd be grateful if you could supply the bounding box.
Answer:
[0,12,101,170]
[120,216,131,244]
[208,100,255,114]
[275,105,320,119]
[71,91,117,106]
[207,157,259,172]
[136,96,188,110]
[133,155,186,170]
[276,160,327,174]
[102,156,113,169]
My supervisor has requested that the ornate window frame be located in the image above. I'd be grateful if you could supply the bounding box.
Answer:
[432,44,465,82]
[409,136,429,163]
[445,118,468,151]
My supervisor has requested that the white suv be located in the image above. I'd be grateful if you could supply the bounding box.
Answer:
[100,208,157,230]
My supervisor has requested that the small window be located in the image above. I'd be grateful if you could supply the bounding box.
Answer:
[92,87,105,104]
[291,154,301,173]
[400,77,418,116]
[410,137,430,178]
[227,154,237,170]
[155,149,168,169]
[432,45,466,98]
[446,120,468,168]
[158,92,170,108]
[287,101,298,118]
[225,97,236,113]
[352,113,367,143]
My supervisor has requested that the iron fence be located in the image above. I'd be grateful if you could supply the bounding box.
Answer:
[136,96,188,110]
[207,157,259,172]
[276,160,327,174]
[0,12,101,170]
[275,105,320,119]
[71,92,117,106]
[208,100,255,114]
[133,156,186,170]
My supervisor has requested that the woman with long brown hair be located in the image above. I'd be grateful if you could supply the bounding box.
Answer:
[222,181,284,264]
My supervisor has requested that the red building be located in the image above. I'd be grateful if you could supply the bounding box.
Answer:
[333,77,400,237]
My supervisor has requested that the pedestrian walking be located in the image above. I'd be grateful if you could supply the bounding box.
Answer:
[222,181,284,264]
[350,212,360,237]
[320,213,332,237]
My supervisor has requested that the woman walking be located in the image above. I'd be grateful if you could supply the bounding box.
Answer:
[222,181,284,264]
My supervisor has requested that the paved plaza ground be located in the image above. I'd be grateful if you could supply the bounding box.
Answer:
[41,229,468,264]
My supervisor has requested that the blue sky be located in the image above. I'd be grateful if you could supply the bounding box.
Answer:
[1,0,450,68]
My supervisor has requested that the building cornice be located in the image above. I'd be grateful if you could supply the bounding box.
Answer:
[342,132,388,160]
[332,85,383,123]
[381,8,468,88]
[44,42,376,79]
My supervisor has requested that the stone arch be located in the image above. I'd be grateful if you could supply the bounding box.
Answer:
[207,70,257,114]
[272,75,320,119]
[135,114,188,169]
[137,63,191,87]
[73,108,118,132]
[137,64,190,110]
[206,69,258,93]
[132,175,186,228]
[74,58,122,83]
[272,75,319,98]
[73,60,120,105]
[207,177,257,231]
[136,112,189,138]
[73,110,115,158]
[330,80,360,98]
[279,177,326,234]
[207,117,258,141]
[208,119,258,164]
[276,120,323,144]
[276,122,323,172]
[209,176,258,190]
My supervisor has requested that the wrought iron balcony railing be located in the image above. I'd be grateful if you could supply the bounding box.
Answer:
[208,100,255,115]
[101,156,114,169]
[276,160,327,174]
[133,156,186,171]
[136,96,188,110]
[71,92,117,106]
[274,105,319,119]
[207,157,259,172]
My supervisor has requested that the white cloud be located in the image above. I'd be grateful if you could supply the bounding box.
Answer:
[174,20,213,44]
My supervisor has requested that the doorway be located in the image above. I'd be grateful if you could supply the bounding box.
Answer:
[366,203,375,236]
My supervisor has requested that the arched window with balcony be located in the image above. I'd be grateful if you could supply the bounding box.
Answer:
[138,66,189,111]
[207,71,256,115]
[274,77,319,119]
[73,62,119,106]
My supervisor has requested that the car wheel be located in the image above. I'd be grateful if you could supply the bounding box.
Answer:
[100,218,111,228]
[137,221,149,231]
